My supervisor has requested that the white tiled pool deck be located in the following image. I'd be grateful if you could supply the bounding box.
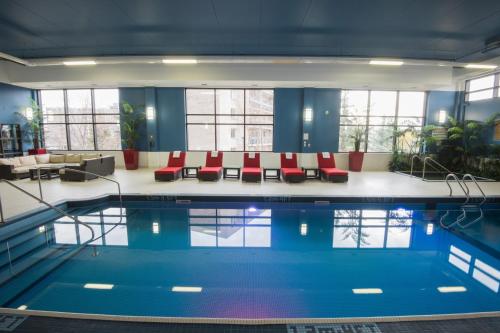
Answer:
[1,168,499,220]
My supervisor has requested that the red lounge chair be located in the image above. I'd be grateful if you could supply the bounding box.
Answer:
[317,152,348,182]
[280,153,305,183]
[154,151,186,181]
[198,151,223,181]
[242,152,262,182]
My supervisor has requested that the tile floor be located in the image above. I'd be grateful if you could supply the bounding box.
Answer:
[1,168,499,220]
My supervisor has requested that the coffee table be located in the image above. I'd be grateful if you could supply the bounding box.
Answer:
[29,166,62,180]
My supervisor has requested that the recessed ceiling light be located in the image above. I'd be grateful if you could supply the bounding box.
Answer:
[162,58,198,64]
[352,288,383,294]
[84,283,114,290]
[437,286,467,293]
[63,60,97,66]
[172,286,202,292]
[464,64,497,69]
[369,60,404,66]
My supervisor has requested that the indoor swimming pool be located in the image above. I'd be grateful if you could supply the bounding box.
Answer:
[0,199,499,320]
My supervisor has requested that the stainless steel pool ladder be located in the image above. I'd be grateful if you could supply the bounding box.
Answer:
[410,155,452,180]
[440,173,487,229]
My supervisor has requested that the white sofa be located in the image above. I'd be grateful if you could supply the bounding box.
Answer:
[0,153,100,180]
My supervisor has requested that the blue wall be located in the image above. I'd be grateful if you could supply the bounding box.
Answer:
[463,98,500,144]
[0,83,34,150]
[273,89,303,152]
[425,91,457,126]
[307,88,341,153]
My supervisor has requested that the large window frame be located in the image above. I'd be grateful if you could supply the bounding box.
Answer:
[39,88,121,151]
[339,90,427,153]
[185,88,274,152]
[465,72,500,102]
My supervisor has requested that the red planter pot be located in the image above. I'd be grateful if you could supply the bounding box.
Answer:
[123,149,139,170]
[348,151,364,172]
[28,148,47,155]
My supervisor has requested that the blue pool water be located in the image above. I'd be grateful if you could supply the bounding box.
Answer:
[1,201,499,319]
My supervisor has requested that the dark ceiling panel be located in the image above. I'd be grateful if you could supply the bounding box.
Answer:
[0,0,499,60]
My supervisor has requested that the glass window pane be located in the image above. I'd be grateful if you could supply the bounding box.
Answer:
[96,124,121,150]
[340,116,367,125]
[245,125,273,151]
[245,90,274,115]
[217,125,244,151]
[67,89,92,114]
[40,90,64,115]
[43,124,68,150]
[186,115,215,123]
[395,127,421,153]
[468,90,494,102]
[369,116,395,125]
[187,124,215,150]
[43,114,65,123]
[95,114,120,123]
[397,117,423,127]
[216,115,244,124]
[398,92,425,117]
[216,90,244,114]
[469,75,494,92]
[339,126,366,152]
[370,91,397,116]
[68,115,93,123]
[367,126,394,152]
[94,89,119,114]
[69,124,94,150]
[340,90,369,116]
[245,115,273,124]
[186,89,214,115]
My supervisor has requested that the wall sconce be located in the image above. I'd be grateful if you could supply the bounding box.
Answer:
[438,110,447,124]
[25,107,33,120]
[146,106,155,120]
[303,107,313,122]
[152,221,160,234]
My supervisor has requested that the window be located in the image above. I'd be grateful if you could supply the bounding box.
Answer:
[339,90,425,153]
[40,89,121,150]
[466,74,499,102]
[186,89,274,151]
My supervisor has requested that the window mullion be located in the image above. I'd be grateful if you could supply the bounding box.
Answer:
[91,89,97,150]
[364,91,370,152]
[64,89,71,151]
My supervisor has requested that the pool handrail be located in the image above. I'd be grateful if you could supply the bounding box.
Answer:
[409,155,423,178]
[422,156,452,180]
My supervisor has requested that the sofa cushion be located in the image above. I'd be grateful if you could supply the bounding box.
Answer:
[0,157,21,167]
[65,154,81,163]
[35,154,51,164]
[83,153,99,160]
[19,155,37,166]
[50,154,65,163]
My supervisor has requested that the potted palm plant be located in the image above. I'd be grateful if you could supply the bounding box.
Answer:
[121,101,145,170]
[348,126,365,171]
[16,99,46,155]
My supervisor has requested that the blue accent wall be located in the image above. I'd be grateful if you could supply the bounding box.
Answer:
[0,83,34,150]
[463,98,500,144]
[273,89,303,152]
[156,88,186,151]
[425,91,457,126]
[308,88,341,153]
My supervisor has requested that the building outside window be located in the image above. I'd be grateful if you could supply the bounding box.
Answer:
[39,89,121,150]
[339,90,426,153]
[186,89,274,151]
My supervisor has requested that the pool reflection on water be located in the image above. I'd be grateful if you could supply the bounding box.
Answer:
[4,203,500,319]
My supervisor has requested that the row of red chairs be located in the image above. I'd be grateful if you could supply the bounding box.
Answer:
[154,151,348,182]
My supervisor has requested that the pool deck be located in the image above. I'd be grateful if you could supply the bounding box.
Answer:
[1,168,499,220]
